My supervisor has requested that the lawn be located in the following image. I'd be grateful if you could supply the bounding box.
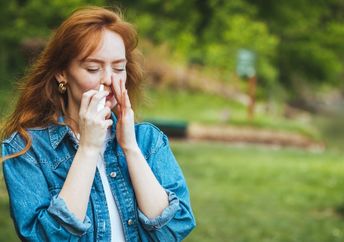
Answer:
[1,140,343,241]
[174,140,344,242]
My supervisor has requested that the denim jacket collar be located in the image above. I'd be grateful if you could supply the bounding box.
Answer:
[48,112,118,149]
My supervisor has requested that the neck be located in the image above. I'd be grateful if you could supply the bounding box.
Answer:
[65,103,80,135]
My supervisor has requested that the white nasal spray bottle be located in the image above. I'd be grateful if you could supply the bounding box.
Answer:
[97,84,108,156]
[97,84,106,112]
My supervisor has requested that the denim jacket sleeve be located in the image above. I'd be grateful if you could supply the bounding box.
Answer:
[137,128,196,241]
[2,141,91,241]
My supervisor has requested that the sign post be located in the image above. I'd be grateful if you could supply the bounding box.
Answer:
[236,49,257,121]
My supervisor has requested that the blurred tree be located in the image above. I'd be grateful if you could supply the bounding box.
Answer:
[116,0,343,97]
[115,0,279,92]
[1,0,342,99]
[0,0,105,88]
[245,0,344,94]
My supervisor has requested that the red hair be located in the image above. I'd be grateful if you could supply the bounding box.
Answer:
[1,6,143,161]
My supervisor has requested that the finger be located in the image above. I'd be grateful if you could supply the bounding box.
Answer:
[88,90,109,113]
[114,102,120,113]
[117,105,122,121]
[111,74,118,101]
[124,90,132,109]
[120,79,130,111]
[105,112,111,120]
[111,74,122,105]
[119,104,123,120]
[79,90,98,116]
[121,90,126,115]
[104,119,113,128]
[120,77,126,93]
[119,79,124,106]
[119,78,123,93]
[99,106,111,119]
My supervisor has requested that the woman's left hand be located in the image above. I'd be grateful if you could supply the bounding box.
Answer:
[111,74,138,153]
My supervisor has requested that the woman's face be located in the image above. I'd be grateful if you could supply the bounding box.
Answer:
[63,29,127,114]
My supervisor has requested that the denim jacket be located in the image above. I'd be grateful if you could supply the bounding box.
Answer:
[2,112,196,242]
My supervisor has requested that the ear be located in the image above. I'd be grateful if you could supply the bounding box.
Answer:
[55,72,67,84]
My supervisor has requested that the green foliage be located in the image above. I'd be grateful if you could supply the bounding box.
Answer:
[0,0,342,96]
[0,0,105,88]
[119,0,343,95]
[202,13,278,85]
[122,0,279,89]
[246,0,344,89]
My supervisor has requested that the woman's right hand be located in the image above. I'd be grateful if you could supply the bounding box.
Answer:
[77,89,113,152]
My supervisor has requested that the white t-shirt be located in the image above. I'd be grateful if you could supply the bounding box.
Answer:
[75,130,125,241]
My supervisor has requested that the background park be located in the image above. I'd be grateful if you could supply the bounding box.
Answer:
[0,0,343,241]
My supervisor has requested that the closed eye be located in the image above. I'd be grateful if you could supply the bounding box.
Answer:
[113,68,125,72]
[86,68,100,73]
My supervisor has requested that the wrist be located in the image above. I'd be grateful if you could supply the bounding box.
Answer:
[123,143,140,156]
[78,145,102,159]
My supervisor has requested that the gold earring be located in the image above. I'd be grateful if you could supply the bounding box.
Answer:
[58,81,67,94]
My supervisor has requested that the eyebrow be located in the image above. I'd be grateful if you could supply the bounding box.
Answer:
[83,58,127,64]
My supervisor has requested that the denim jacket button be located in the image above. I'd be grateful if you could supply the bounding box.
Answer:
[127,219,134,226]
[110,172,117,178]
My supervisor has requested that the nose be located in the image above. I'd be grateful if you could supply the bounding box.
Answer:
[100,66,112,86]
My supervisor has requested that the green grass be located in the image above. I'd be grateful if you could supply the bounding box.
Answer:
[172,140,344,242]
[1,141,343,241]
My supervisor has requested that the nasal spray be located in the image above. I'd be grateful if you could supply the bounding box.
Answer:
[97,84,106,111]
[97,84,108,151]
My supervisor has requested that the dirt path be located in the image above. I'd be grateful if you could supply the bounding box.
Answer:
[187,123,325,151]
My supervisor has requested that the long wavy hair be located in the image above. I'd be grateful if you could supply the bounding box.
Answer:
[1,6,144,161]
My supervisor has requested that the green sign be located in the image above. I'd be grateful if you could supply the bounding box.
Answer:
[236,49,256,78]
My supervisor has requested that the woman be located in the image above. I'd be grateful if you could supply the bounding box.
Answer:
[1,6,195,242]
